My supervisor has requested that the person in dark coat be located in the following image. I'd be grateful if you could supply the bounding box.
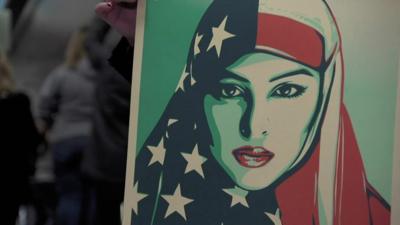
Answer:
[80,16,132,225]
[80,2,135,225]
[0,52,42,225]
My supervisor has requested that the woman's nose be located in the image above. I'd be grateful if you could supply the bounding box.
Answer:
[240,98,269,139]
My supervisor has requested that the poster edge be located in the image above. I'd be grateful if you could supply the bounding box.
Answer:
[122,0,147,224]
[391,53,400,224]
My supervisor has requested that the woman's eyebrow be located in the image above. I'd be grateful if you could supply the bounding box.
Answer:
[222,71,250,83]
[269,69,313,82]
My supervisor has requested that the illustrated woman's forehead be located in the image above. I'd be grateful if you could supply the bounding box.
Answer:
[226,53,318,82]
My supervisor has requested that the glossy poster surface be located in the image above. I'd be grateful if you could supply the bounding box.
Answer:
[124,0,400,224]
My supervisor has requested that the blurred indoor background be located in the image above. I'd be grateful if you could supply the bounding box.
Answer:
[1,1,128,225]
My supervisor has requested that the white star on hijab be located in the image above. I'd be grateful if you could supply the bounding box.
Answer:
[176,66,189,92]
[194,33,204,56]
[181,144,207,178]
[190,75,197,86]
[166,118,179,139]
[223,186,249,208]
[147,137,166,166]
[189,63,196,86]
[131,182,148,215]
[168,118,179,126]
[265,209,282,225]
[207,16,235,57]
[162,184,194,221]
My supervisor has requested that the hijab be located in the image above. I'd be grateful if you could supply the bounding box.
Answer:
[132,1,390,224]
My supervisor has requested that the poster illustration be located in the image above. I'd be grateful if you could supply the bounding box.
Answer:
[123,0,400,224]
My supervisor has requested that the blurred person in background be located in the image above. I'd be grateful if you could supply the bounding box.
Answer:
[78,2,135,225]
[37,27,96,225]
[80,15,131,225]
[1,52,42,225]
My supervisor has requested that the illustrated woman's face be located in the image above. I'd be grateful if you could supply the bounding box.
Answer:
[203,53,320,190]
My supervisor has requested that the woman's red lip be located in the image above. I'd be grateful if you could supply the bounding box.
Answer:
[232,146,274,168]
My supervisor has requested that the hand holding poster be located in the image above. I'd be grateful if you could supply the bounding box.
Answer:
[123,0,400,224]
[95,0,137,47]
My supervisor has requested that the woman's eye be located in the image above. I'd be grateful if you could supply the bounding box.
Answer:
[271,84,306,98]
[220,84,243,98]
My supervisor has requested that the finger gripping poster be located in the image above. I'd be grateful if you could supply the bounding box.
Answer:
[124,0,400,225]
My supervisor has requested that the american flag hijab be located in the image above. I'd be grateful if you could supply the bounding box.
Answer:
[132,0,390,225]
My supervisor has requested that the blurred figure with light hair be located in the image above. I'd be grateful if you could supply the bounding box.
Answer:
[37,26,96,225]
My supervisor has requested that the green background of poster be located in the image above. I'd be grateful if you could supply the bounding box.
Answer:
[135,0,400,203]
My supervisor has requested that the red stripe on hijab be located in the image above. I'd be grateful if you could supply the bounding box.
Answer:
[256,14,323,68]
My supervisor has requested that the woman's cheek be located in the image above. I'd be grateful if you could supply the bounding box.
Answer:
[204,96,245,156]
[214,102,245,144]
[266,92,319,166]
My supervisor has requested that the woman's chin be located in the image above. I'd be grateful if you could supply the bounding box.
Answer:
[233,176,274,191]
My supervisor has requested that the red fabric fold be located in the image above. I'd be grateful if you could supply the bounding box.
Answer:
[275,105,390,225]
